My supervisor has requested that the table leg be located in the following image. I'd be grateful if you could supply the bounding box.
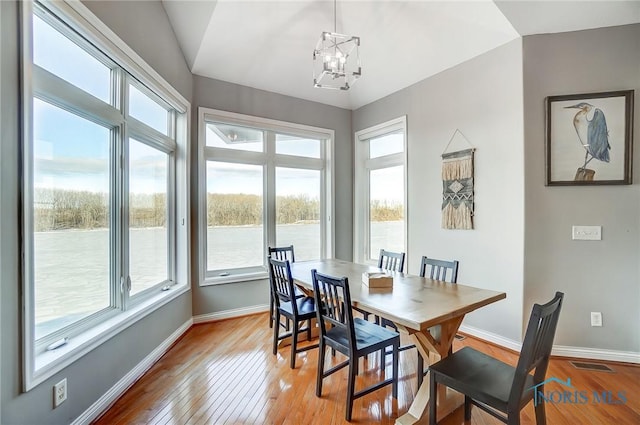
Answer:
[395,316,464,425]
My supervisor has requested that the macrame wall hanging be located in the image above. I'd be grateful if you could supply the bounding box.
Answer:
[441,130,475,230]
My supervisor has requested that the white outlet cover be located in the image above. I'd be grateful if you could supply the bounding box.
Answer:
[572,225,602,241]
[53,378,67,408]
[590,312,603,327]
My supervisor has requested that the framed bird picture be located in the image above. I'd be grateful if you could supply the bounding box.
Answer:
[545,90,634,185]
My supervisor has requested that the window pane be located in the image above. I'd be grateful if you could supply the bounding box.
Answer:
[129,139,168,295]
[276,168,321,261]
[369,166,404,260]
[206,162,263,270]
[369,130,404,158]
[206,122,263,152]
[128,84,169,135]
[33,99,111,339]
[276,134,321,158]
[33,15,111,103]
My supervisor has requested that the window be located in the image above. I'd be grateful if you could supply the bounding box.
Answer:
[354,117,407,265]
[199,109,333,284]
[23,1,190,390]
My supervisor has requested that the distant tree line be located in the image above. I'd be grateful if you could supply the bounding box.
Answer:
[33,189,403,231]
[34,188,166,231]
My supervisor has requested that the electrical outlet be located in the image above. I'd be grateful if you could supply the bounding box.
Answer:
[590,312,603,327]
[53,378,67,408]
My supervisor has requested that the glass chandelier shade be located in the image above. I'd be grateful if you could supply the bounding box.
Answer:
[313,31,361,90]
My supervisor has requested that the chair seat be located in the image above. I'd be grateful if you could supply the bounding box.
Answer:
[279,296,318,319]
[429,347,535,411]
[326,317,399,353]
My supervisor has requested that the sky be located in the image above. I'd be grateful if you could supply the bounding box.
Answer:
[33,15,169,195]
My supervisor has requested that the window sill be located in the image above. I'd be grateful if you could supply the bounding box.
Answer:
[28,283,190,391]
[201,270,269,286]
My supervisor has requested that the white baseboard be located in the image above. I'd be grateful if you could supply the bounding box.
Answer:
[193,304,269,324]
[459,324,522,352]
[71,318,193,425]
[551,345,640,364]
[459,324,640,364]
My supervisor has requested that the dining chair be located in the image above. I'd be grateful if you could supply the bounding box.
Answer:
[416,255,460,387]
[428,292,564,425]
[420,256,459,283]
[267,245,303,329]
[357,249,406,323]
[311,269,399,421]
[378,248,405,272]
[269,256,319,369]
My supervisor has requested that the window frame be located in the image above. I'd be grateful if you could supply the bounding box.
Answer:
[354,116,408,266]
[198,108,334,285]
[21,0,191,391]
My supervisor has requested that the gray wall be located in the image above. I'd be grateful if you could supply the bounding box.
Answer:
[523,24,640,352]
[1,1,193,424]
[352,40,526,341]
[191,76,353,315]
[82,0,193,102]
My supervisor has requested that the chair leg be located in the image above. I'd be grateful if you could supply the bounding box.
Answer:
[272,311,280,355]
[417,353,424,388]
[290,318,299,369]
[392,341,398,399]
[507,414,521,425]
[464,395,472,420]
[380,347,386,371]
[534,397,546,425]
[346,357,357,421]
[429,371,437,425]
[307,318,312,341]
[316,341,325,397]
[269,292,274,328]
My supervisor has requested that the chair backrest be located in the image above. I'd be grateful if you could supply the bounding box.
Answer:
[510,292,564,406]
[268,245,295,263]
[311,269,356,350]
[268,256,298,314]
[419,256,459,283]
[378,249,405,272]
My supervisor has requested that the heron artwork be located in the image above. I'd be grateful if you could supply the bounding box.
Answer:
[565,102,610,181]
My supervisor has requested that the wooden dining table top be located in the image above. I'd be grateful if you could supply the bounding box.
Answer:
[289,258,506,332]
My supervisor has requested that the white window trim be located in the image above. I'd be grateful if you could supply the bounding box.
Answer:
[21,0,191,391]
[353,116,408,267]
[198,107,335,286]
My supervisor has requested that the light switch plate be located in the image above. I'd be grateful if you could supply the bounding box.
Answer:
[572,225,602,240]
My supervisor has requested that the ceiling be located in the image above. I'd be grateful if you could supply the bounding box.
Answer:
[162,1,640,110]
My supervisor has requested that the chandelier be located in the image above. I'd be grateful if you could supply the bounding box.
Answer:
[313,0,361,90]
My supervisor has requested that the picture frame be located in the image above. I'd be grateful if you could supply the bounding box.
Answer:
[545,90,634,186]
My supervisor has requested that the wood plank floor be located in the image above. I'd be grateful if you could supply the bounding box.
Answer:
[94,313,640,424]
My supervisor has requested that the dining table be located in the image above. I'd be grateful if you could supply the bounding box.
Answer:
[288,258,506,425]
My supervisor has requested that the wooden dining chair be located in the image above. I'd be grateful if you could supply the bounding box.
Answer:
[420,256,459,283]
[311,269,399,421]
[378,249,405,272]
[267,245,302,329]
[269,256,320,369]
[416,255,460,387]
[357,249,406,323]
[428,292,564,425]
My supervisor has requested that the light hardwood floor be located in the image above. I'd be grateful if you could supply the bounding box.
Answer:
[94,313,640,424]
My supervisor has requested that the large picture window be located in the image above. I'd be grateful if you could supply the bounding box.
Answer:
[199,109,333,284]
[354,117,407,265]
[23,1,190,390]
